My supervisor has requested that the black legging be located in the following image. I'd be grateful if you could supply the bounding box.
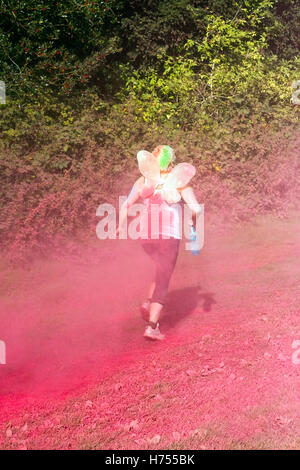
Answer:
[141,238,180,305]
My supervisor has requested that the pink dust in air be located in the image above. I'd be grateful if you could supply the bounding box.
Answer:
[0,237,202,408]
[1,210,300,421]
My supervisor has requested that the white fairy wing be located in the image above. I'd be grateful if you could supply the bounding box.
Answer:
[137,150,160,181]
[159,163,196,203]
[164,163,196,189]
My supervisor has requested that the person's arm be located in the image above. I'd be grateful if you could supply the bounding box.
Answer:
[116,176,144,236]
[180,186,202,227]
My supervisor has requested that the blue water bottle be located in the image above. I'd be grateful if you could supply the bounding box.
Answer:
[190,226,200,255]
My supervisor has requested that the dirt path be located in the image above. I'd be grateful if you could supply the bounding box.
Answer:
[0,213,299,449]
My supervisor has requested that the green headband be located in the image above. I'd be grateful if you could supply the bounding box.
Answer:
[159,146,173,170]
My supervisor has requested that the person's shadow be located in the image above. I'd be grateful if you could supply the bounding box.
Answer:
[163,285,216,331]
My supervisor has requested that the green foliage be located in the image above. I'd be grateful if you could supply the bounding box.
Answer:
[117,54,197,123]
[0,0,120,100]
[116,3,299,128]
[0,0,300,258]
[265,0,300,60]
[1,0,299,163]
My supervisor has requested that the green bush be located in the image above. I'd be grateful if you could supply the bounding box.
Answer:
[1,0,300,260]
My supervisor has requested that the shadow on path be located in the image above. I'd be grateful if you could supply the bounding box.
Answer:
[164,285,217,331]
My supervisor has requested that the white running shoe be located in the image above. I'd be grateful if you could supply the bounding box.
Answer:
[144,323,165,341]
